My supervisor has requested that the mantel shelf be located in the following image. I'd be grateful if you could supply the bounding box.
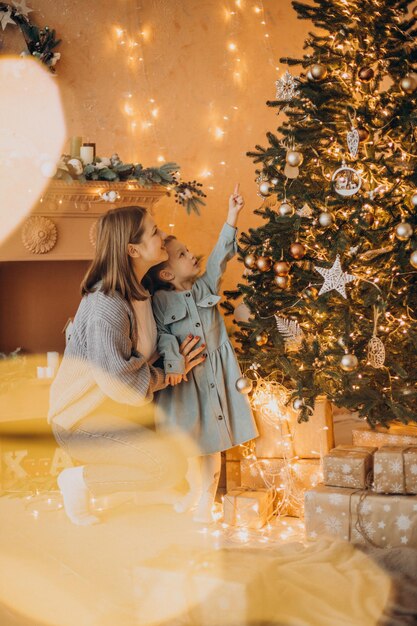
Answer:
[0,181,168,262]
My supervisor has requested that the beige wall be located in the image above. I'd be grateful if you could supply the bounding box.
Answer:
[1,0,310,352]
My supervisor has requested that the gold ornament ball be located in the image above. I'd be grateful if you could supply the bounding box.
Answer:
[306,69,314,81]
[255,331,268,346]
[305,286,318,299]
[274,274,290,289]
[244,253,257,269]
[256,255,272,272]
[279,201,295,217]
[259,181,271,196]
[286,150,304,167]
[235,376,253,394]
[273,260,290,276]
[358,66,374,82]
[318,212,333,228]
[357,126,369,142]
[310,63,327,80]
[400,75,417,94]
[395,221,413,241]
[290,242,306,259]
[410,191,417,208]
[340,353,359,372]
[410,249,417,269]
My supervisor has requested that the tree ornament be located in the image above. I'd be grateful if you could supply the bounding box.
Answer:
[332,161,362,196]
[278,201,295,217]
[357,126,369,142]
[271,177,279,185]
[275,315,305,351]
[347,127,360,158]
[274,274,290,289]
[259,181,271,196]
[409,191,417,208]
[361,203,374,226]
[358,67,374,82]
[234,303,251,323]
[292,397,305,410]
[305,286,318,299]
[410,249,417,269]
[318,212,333,228]
[284,163,299,179]
[235,376,253,394]
[273,260,290,276]
[286,150,303,167]
[290,242,306,259]
[340,352,358,372]
[310,63,327,80]
[256,256,272,272]
[314,255,355,299]
[395,221,413,241]
[275,69,299,101]
[244,253,257,269]
[255,331,268,346]
[297,203,313,218]
[400,75,417,94]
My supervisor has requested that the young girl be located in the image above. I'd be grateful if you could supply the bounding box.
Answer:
[150,185,258,522]
[48,206,205,525]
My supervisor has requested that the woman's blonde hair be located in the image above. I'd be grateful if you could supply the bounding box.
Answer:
[81,205,150,301]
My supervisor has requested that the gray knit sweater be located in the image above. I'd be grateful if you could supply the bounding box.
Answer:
[48,287,166,429]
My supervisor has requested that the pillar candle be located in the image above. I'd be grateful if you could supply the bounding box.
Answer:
[80,145,94,164]
[70,136,82,157]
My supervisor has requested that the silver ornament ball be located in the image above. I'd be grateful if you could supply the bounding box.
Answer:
[286,150,304,167]
[410,249,417,269]
[259,181,271,196]
[235,376,253,394]
[340,353,359,372]
[318,212,333,227]
[292,398,305,410]
[400,75,417,94]
[395,221,413,241]
[271,177,279,185]
[278,201,295,217]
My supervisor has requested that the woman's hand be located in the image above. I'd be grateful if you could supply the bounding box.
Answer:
[179,334,206,381]
[227,183,244,228]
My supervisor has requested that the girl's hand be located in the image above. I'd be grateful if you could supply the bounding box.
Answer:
[227,183,244,227]
[165,373,183,386]
[179,334,206,381]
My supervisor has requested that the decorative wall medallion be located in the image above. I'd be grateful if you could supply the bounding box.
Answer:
[21,215,57,254]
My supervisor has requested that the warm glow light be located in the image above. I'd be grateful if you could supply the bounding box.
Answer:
[151,107,159,118]
[228,42,237,51]
[215,127,225,139]
[157,155,165,163]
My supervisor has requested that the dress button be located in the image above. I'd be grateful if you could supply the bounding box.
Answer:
[186,293,191,297]
[171,315,176,320]
[210,383,215,388]
[208,301,212,305]
[168,364,172,368]
[195,322,201,327]
[218,415,223,420]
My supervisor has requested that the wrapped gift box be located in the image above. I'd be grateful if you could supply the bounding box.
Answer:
[240,458,322,518]
[133,547,270,626]
[304,485,417,548]
[253,408,295,458]
[353,423,417,448]
[291,396,334,459]
[323,445,376,489]
[225,442,252,461]
[225,460,241,490]
[223,488,274,529]
[374,446,417,494]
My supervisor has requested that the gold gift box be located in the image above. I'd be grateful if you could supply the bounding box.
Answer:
[223,488,274,529]
[240,458,322,518]
[374,446,417,494]
[323,445,376,489]
[304,485,417,548]
[353,424,417,448]
[225,460,242,490]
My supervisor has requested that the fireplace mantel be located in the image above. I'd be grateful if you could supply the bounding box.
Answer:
[0,180,167,262]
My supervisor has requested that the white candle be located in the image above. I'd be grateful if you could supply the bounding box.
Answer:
[80,145,94,164]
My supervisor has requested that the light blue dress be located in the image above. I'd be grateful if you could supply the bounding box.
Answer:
[152,223,258,455]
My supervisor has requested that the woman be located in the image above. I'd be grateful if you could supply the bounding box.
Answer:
[48,206,205,525]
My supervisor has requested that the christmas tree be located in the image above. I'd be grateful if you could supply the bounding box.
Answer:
[225,0,417,427]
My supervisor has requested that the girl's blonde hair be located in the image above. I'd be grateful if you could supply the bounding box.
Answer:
[81,205,150,301]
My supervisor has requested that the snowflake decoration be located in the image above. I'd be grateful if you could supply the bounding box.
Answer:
[314,255,356,299]
[360,520,376,539]
[341,463,352,474]
[396,514,412,531]
[400,536,409,544]
[328,493,344,506]
[410,463,417,476]
[377,520,386,529]
[324,515,342,535]
[389,459,403,474]
[383,504,391,512]
[360,500,373,515]
[275,70,299,101]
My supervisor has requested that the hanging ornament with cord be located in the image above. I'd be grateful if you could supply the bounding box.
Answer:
[367,307,386,369]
